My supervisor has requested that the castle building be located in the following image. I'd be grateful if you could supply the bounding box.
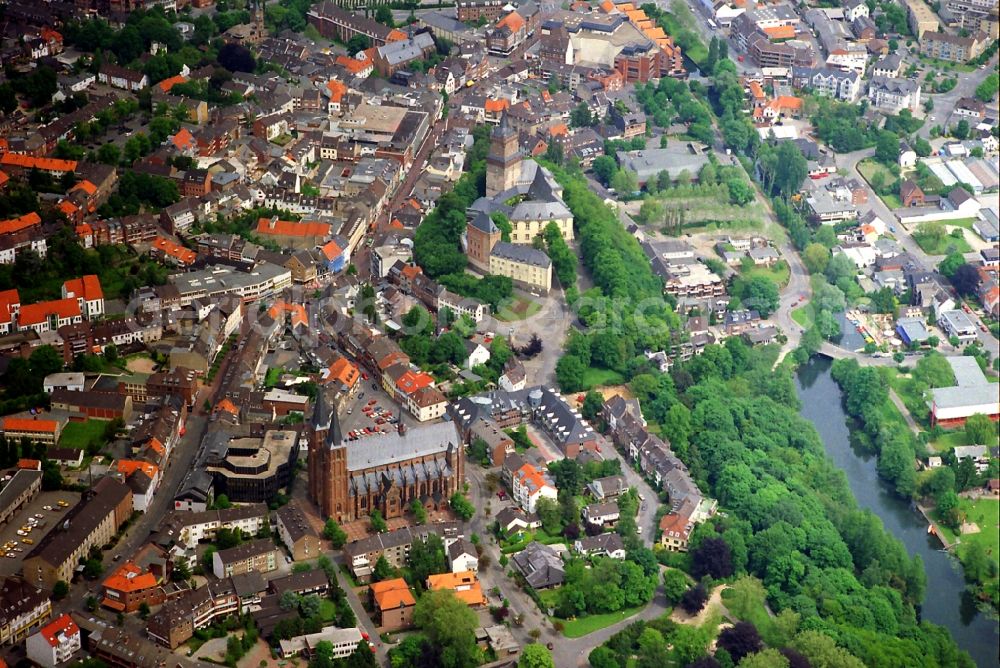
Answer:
[307,391,463,523]
[486,114,522,197]
[465,114,572,292]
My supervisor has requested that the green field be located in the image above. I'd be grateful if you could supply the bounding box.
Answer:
[58,420,107,450]
[538,588,648,638]
[791,304,814,328]
[912,226,974,255]
[580,368,625,390]
[928,429,970,453]
[935,498,1000,588]
[741,260,791,289]
[494,296,542,322]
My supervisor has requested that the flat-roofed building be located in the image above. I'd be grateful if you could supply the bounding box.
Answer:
[928,355,1000,426]
[904,0,940,37]
[275,501,322,562]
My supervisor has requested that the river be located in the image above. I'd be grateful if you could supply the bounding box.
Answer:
[796,357,1000,668]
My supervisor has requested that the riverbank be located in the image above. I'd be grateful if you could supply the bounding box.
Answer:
[795,357,999,668]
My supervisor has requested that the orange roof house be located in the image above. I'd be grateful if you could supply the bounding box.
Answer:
[0,154,76,173]
[117,459,160,481]
[151,236,197,265]
[171,128,196,152]
[102,561,162,613]
[323,356,359,389]
[17,459,41,470]
[268,300,308,329]
[63,275,104,303]
[425,571,486,607]
[256,217,331,239]
[497,11,526,33]
[0,212,41,236]
[320,239,344,261]
[158,75,188,93]
[396,370,434,396]
[36,614,78,648]
[326,79,347,104]
[547,124,569,138]
[17,298,81,329]
[484,98,510,114]
[387,29,408,42]
[763,25,796,41]
[214,398,240,417]
[370,578,416,611]
[599,0,617,12]
[336,49,375,76]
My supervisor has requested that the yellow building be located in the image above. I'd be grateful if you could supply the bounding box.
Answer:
[904,0,940,38]
[488,241,552,293]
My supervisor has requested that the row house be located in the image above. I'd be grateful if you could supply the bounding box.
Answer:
[98,64,148,91]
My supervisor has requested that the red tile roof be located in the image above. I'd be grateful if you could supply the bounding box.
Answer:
[151,236,197,265]
[256,217,331,238]
[103,561,158,593]
[0,153,76,172]
[0,212,41,236]
[63,275,104,302]
[38,614,79,646]
[320,239,344,261]
[158,74,188,93]
[17,297,81,326]
[2,418,57,433]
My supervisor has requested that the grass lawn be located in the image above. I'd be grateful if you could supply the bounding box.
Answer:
[58,420,107,450]
[882,193,903,209]
[581,367,625,391]
[912,226,974,255]
[933,499,999,582]
[880,368,929,428]
[495,296,542,322]
[928,428,969,453]
[318,598,338,622]
[264,366,283,388]
[548,603,648,638]
[791,304,814,328]
[857,159,894,188]
[742,260,791,288]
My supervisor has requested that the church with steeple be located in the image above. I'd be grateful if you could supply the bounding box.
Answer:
[464,113,575,293]
[307,389,464,523]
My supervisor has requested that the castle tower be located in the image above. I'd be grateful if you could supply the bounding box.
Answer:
[486,113,522,197]
[466,212,501,272]
[308,389,350,522]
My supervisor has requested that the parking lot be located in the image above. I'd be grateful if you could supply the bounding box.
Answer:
[339,380,410,441]
[0,488,82,576]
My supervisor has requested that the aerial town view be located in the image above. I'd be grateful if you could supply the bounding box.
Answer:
[0,0,997,665]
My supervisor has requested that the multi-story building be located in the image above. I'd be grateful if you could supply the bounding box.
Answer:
[101,562,166,613]
[343,522,462,581]
[0,469,42,527]
[61,275,104,320]
[0,577,51,645]
[903,0,940,37]
[26,613,80,668]
[867,76,922,113]
[212,539,278,578]
[944,0,999,37]
[153,504,269,549]
[512,462,557,513]
[275,501,322,562]
[307,2,394,45]
[0,418,60,445]
[792,66,861,101]
[919,30,989,62]
[457,0,504,22]
[146,580,241,649]
[22,478,133,590]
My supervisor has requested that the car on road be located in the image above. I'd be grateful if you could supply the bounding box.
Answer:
[42,505,52,511]
[21,538,32,545]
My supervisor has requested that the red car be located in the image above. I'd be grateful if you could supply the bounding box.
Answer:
[368,399,377,406]
[362,373,369,380]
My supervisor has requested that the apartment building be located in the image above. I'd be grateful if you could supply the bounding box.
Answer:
[26,614,80,668]
[0,577,51,645]
[22,478,132,590]
[212,539,278,578]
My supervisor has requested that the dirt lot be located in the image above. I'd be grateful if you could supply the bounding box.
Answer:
[125,356,158,374]
[0,488,82,577]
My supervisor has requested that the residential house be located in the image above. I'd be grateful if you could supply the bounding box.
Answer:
[26,613,80,668]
